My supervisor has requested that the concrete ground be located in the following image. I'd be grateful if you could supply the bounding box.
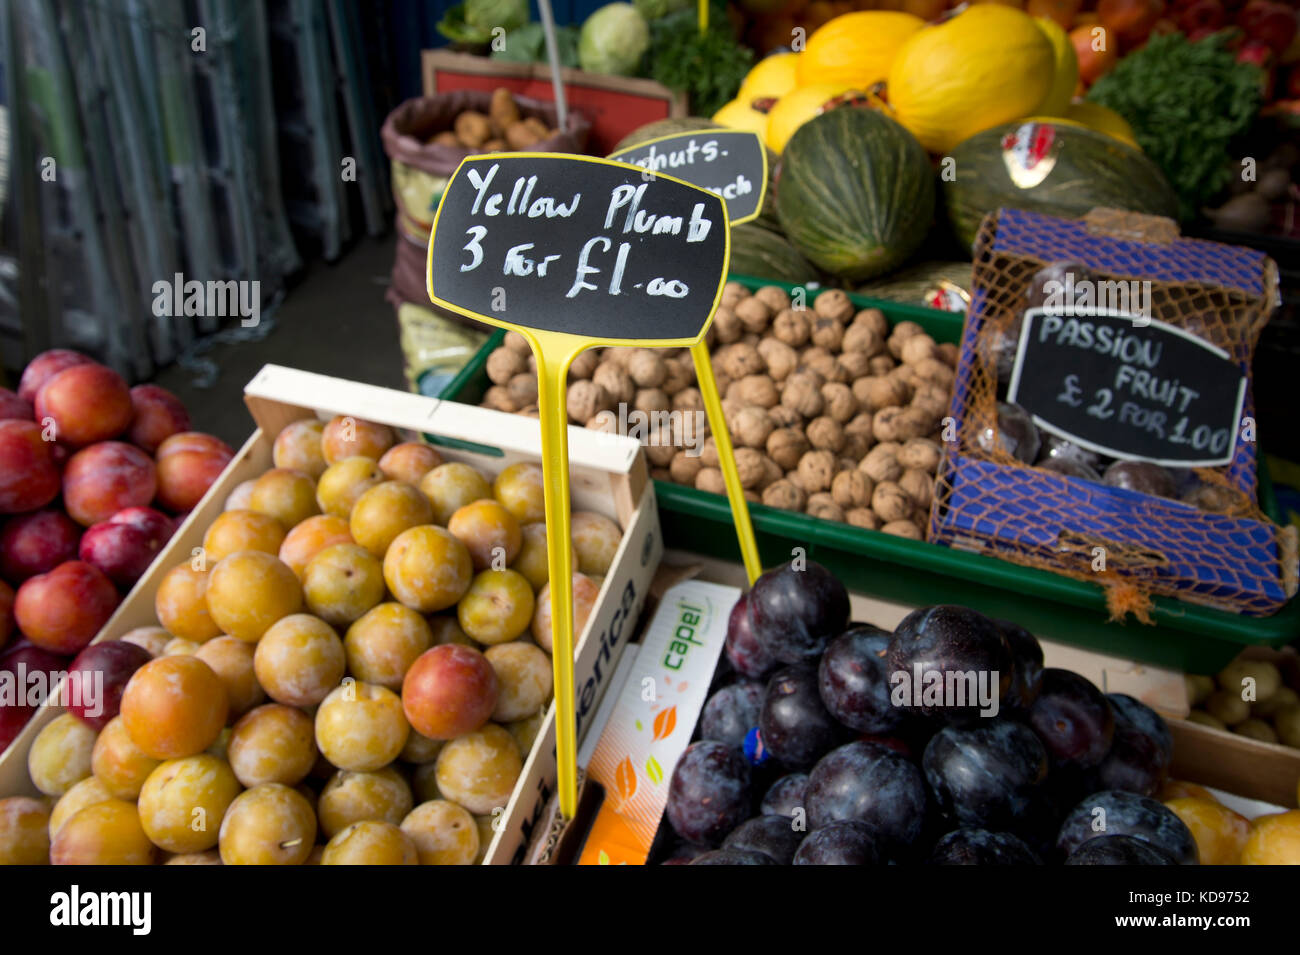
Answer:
[150,238,408,448]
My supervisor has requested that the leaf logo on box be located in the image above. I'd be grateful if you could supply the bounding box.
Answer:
[652,706,677,741]
[614,756,638,805]
[645,755,664,786]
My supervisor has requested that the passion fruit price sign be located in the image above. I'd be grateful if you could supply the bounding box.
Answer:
[606,129,768,226]
[1006,308,1248,467]
[428,153,760,818]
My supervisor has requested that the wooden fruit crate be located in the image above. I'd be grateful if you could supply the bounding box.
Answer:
[0,364,662,864]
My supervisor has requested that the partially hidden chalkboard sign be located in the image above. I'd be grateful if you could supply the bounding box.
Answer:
[1006,309,1247,467]
[428,153,729,344]
[606,129,768,225]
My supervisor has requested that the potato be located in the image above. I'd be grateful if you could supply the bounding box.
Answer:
[489,88,520,135]
[454,111,491,148]
[505,122,541,150]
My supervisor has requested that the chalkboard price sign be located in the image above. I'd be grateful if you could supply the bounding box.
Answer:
[1006,309,1247,467]
[606,129,769,225]
[427,153,729,345]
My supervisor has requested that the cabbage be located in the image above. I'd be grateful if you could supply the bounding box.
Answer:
[633,0,691,21]
[579,4,651,76]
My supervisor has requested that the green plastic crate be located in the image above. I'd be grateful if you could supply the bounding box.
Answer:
[438,273,1298,673]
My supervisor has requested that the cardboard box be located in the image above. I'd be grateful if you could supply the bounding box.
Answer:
[421,50,686,156]
[0,365,662,863]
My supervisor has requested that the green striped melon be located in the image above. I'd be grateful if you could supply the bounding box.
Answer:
[775,107,935,282]
[729,224,820,284]
[943,120,1179,250]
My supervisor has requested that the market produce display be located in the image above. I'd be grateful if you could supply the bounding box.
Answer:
[1185,654,1300,748]
[476,282,956,539]
[660,559,1300,864]
[0,418,625,864]
[1,350,231,750]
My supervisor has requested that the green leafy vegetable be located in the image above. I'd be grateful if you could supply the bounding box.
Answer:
[491,22,581,68]
[579,3,652,77]
[437,0,529,46]
[1086,32,1262,222]
[647,7,753,118]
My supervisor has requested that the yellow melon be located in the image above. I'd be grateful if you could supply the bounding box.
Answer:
[1065,101,1139,150]
[713,98,770,138]
[764,83,853,154]
[739,52,801,101]
[796,12,925,89]
[888,5,1055,154]
[1034,16,1078,117]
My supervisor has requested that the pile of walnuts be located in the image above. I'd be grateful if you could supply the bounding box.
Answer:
[478,283,957,541]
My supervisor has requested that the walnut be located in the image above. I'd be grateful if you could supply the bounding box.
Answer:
[700,437,719,467]
[936,342,960,369]
[504,331,531,356]
[766,427,810,470]
[861,443,903,483]
[734,448,769,489]
[634,388,671,417]
[673,387,704,413]
[872,481,912,523]
[881,519,922,540]
[898,438,942,473]
[758,338,798,381]
[721,343,765,380]
[669,450,702,485]
[869,354,896,376]
[843,433,871,461]
[813,289,853,323]
[911,384,950,420]
[842,323,884,356]
[810,316,845,351]
[628,349,668,388]
[592,363,634,406]
[645,429,677,467]
[874,406,930,443]
[899,467,934,510]
[795,449,837,494]
[853,308,889,340]
[661,359,692,396]
[570,350,601,380]
[772,309,811,347]
[483,385,518,412]
[568,380,611,423]
[781,371,825,418]
[853,376,910,412]
[832,469,873,510]
[507,372,538,407]
[758,455,783,491]
[807,416,846,453]
[846,508,880,530]
[695,467,726,494]
[890,363,919,388]
[762,479,806,512]
[806,493,845,522]
[713,372,732,398]
[768,405,803,429]
[586,411,618,432]
[754,286,791,312]
[744,490,761,504]
[720,281,749,309]
[519,406,540,418]
[730,406,775,449]
[837,351,873,380]
[820,382,857,423]
[887,320,925,359]
[741,332,761,349]
[900,334,938,366]
[650,467,672,482]
[487,347,526,385]
[735,296,773,334]
[912,357,955,391]
[528,353,538,375]
[721,395,744,420]
[844,412,875,442]
[733,374,779,409]
[713,307,743,344]
[804,351,849,385]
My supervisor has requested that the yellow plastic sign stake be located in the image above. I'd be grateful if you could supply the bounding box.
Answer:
[699,0,708,33]
[427,153,753,817]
